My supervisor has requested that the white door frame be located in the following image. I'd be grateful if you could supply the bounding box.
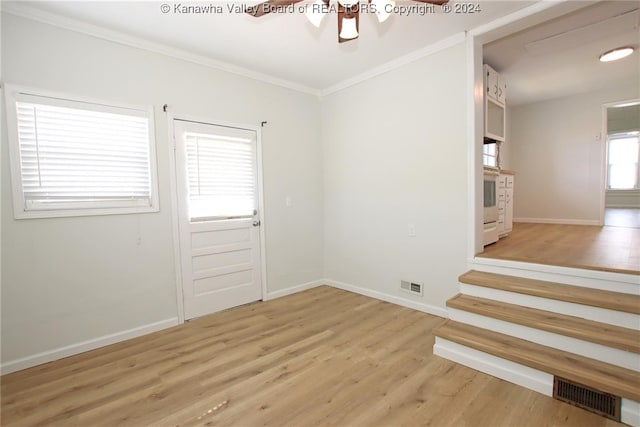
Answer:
[465,2,596,260]
[167,113,268,323]
[600,98,640,226]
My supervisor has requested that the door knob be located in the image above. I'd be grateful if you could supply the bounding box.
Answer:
[253,220,261,227]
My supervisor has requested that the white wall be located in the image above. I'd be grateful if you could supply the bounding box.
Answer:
[508,80,640,224]
[322,43,468,313]
[1,14,323,365]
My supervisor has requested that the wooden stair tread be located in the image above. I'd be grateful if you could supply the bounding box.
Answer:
[447,294,640,354]
[460,270,640,315]
[434,320,640,402]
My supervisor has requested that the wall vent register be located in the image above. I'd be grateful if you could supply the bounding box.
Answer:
[400,280,423,296]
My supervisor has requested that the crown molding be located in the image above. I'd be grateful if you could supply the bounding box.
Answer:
[1,2,323,97]
[2,1,575,100]
[320,32,467,97]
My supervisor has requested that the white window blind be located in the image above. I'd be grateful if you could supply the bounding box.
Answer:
[185,131,256,221]
[6,87,158,218]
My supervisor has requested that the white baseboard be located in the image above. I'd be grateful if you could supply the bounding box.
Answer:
[514,217,600,226]
[1,277,446,375]
[606,204,640,209]
[622,399,640,427]
[325,279,448,318]
[0,317,179,375]
[433,337,553,396]
[265,279,324,301]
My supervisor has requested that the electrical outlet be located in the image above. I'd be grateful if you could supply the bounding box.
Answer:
[408,224,416,237]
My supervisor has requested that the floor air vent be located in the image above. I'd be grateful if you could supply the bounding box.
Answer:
[553,377,621,421]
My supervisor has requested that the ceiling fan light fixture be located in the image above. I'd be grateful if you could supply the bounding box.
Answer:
[371,0,394,23]
[338,0,358,7]
[599,46,634,62]
[339,16,359,40]
[305,0,328,27]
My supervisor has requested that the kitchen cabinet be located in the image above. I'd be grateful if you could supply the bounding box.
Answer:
[498,172,515,237]
[484,64,506,142]
[485,64,506,105]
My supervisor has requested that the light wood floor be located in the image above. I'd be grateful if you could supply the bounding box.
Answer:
[479,222,640,275]
[605,208,640,228]
[1,287,622,426]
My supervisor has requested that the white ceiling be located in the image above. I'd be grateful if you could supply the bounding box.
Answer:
[6,0,534,92]
[6,1,638,103]
[483,1,640,106]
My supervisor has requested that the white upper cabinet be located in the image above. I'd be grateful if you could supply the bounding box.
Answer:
[484,64,507,142]
[485,64,506,105]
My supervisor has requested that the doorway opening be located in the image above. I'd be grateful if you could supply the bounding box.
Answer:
[604,100,640,229]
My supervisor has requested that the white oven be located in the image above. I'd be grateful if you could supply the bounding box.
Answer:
[483,170,499,245]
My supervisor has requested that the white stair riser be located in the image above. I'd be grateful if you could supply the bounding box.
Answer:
[434,337,553,395]
[461,283,640,330]
[470,259,640,295]
[448,308,640,371]
[434,337,640,427]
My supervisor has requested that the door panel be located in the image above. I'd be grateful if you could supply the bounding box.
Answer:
[174,119,262,320]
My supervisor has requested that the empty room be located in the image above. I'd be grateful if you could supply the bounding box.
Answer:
[1,0,639,426]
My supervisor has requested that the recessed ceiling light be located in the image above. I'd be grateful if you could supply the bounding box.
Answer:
[599,47,635,62]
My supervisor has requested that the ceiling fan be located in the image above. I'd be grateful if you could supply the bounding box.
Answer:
[246,0,449,43]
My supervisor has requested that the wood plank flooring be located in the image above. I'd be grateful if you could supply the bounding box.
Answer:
[479,222,640,275]
[605,208,640,228]
[1,286,623,427]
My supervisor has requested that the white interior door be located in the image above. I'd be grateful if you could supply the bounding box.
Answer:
[174,119,262,320]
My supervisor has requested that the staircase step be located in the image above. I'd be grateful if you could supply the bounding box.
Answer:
[434,320,640,402]
[447,294,640,354]
[460,270,640,315]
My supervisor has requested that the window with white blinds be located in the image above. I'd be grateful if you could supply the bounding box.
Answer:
[184,129,257,221]
[6,86,158,218]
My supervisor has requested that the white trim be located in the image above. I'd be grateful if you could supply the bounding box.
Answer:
[4,83,160,220]
[321,33,466,97]
[167,113,267,318]
[513,217,600,226]
[468,1,569,40]
[600,103,608,226]
[325,279,449,318]
[256,126,269,303]
[433,337,553,396]
[467,34,484,259]
[1,3,320,97]
[622,399,640,427]
[607,204,640,208]
[0,317,179,375]
[265,279,324,301]
[167,114,185,324]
